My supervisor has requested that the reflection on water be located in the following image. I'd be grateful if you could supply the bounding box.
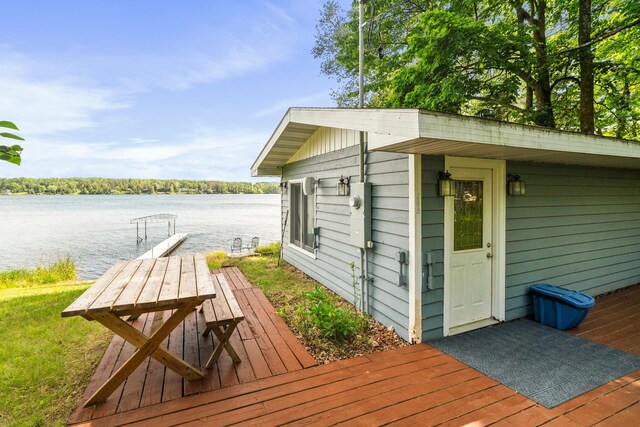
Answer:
[0,194,281,279]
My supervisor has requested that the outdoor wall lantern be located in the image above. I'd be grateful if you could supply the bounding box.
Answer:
[337,174,350,196]
[279,181,288,194]
[437,170,455,197]
[507,174,526,196]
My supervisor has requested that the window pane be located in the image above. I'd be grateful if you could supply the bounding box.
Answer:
[454,180,483,251]
[290,183,301,246]
[303,192,315,250]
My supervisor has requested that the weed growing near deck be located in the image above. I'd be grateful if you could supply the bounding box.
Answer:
[0,257,76,289]
[0,271,111,426]
[282,285,367,341]
[205,251,229,270]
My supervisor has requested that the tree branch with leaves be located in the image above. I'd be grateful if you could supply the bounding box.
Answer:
[0,121,24,166]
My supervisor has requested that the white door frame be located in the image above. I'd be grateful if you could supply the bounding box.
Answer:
[443,156,506,336]
[408,154,422,343]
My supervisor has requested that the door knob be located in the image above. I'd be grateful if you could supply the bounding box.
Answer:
[487,253,493,259]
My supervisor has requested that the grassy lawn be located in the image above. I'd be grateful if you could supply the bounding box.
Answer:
[0,268,112,426]
[207,244,318,304]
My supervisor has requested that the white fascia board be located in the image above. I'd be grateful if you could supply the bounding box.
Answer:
[288,108,421,138]
[251,109,294,177]
[417,112,640,160]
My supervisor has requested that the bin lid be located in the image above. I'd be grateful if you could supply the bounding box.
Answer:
[530,284,595,309]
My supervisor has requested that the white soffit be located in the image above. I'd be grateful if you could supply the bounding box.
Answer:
[251,108,420,176]
[368,111,640,169]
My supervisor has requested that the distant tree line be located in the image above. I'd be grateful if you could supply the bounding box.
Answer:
[0,178,279,195]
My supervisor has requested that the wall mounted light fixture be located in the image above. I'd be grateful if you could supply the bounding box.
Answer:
[279,181,287,194]
[337,174,350,196]
[437,170,455,197]
[507,174,526,196]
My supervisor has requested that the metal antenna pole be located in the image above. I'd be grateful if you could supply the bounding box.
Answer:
[358,0,369,313]
[358,0,366,184]
[358,0,365,109]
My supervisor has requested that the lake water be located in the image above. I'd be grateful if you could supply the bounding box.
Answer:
[0,194,281,279]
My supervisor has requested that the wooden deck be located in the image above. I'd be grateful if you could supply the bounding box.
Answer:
[67,267,317,424]
[68,282,640,426]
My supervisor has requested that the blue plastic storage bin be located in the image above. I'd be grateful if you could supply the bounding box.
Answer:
[530,284,595,330]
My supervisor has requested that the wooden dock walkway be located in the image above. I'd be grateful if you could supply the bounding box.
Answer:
[137,233,188,259]
[67,283,640,426]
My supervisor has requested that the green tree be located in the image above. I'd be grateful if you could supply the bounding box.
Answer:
[314,0,640,138]
[0,121,24,165]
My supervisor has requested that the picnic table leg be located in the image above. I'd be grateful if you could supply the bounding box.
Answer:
[206,322,240,368]
[84,301,204,407]
[90,311,204,380]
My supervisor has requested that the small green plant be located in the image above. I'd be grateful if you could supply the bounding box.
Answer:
[295,285,367,341]
[0,257,76,289]
[350,261,361,313]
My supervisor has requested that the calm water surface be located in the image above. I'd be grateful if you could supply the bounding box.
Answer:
[0,194,281,279]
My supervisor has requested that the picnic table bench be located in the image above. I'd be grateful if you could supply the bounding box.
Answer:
[62,254,215,407]
[200,273,245,368]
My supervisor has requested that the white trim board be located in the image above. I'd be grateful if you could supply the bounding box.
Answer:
[408,154,422,343]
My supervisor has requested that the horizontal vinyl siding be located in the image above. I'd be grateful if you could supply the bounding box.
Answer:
[505,161,640,320]
[282,145,411,340]
[421,155,445,340]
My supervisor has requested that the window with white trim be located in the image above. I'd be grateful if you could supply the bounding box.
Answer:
[289,181,315,253]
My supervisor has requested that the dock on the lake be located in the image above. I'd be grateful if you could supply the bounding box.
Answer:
[137,233,188,259]
[130,213,178,243]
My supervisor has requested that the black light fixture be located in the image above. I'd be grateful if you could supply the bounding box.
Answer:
[507,174,526,196]
[337,174,350,196]
[437,170,455,197]
[279,181,288,194]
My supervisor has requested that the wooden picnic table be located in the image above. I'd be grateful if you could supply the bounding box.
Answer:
[62,253,215,407]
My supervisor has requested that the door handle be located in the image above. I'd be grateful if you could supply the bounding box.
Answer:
[487,253,493,259]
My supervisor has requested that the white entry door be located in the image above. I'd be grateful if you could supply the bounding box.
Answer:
[447,167,494,329]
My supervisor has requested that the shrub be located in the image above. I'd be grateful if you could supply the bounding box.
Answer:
[206,251,229,270]
[290,286,367,342]
[255,241,281,256]
[0,257,76,289]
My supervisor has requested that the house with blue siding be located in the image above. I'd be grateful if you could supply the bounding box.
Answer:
[251,108,640,343]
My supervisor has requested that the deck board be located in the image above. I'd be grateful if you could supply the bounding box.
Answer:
[68,282,640,426]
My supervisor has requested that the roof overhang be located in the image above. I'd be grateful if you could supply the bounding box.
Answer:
[251,108,640,176]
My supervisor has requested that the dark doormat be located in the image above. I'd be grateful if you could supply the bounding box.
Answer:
[429,319,640,408]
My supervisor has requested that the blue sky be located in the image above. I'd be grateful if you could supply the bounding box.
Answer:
[0,1,350,181]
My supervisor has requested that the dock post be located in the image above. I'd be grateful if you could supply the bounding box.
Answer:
[145,221,147,240]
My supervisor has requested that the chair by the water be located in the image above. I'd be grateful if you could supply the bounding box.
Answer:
[248,236,259,251]
[231,237,243,253]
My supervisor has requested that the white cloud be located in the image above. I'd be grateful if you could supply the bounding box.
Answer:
[1,126,269,181]
[129,138,158,144]
[254,91,331,118]
[119,14,297,92]
[265,2,295,24]
[0,49,127,137]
